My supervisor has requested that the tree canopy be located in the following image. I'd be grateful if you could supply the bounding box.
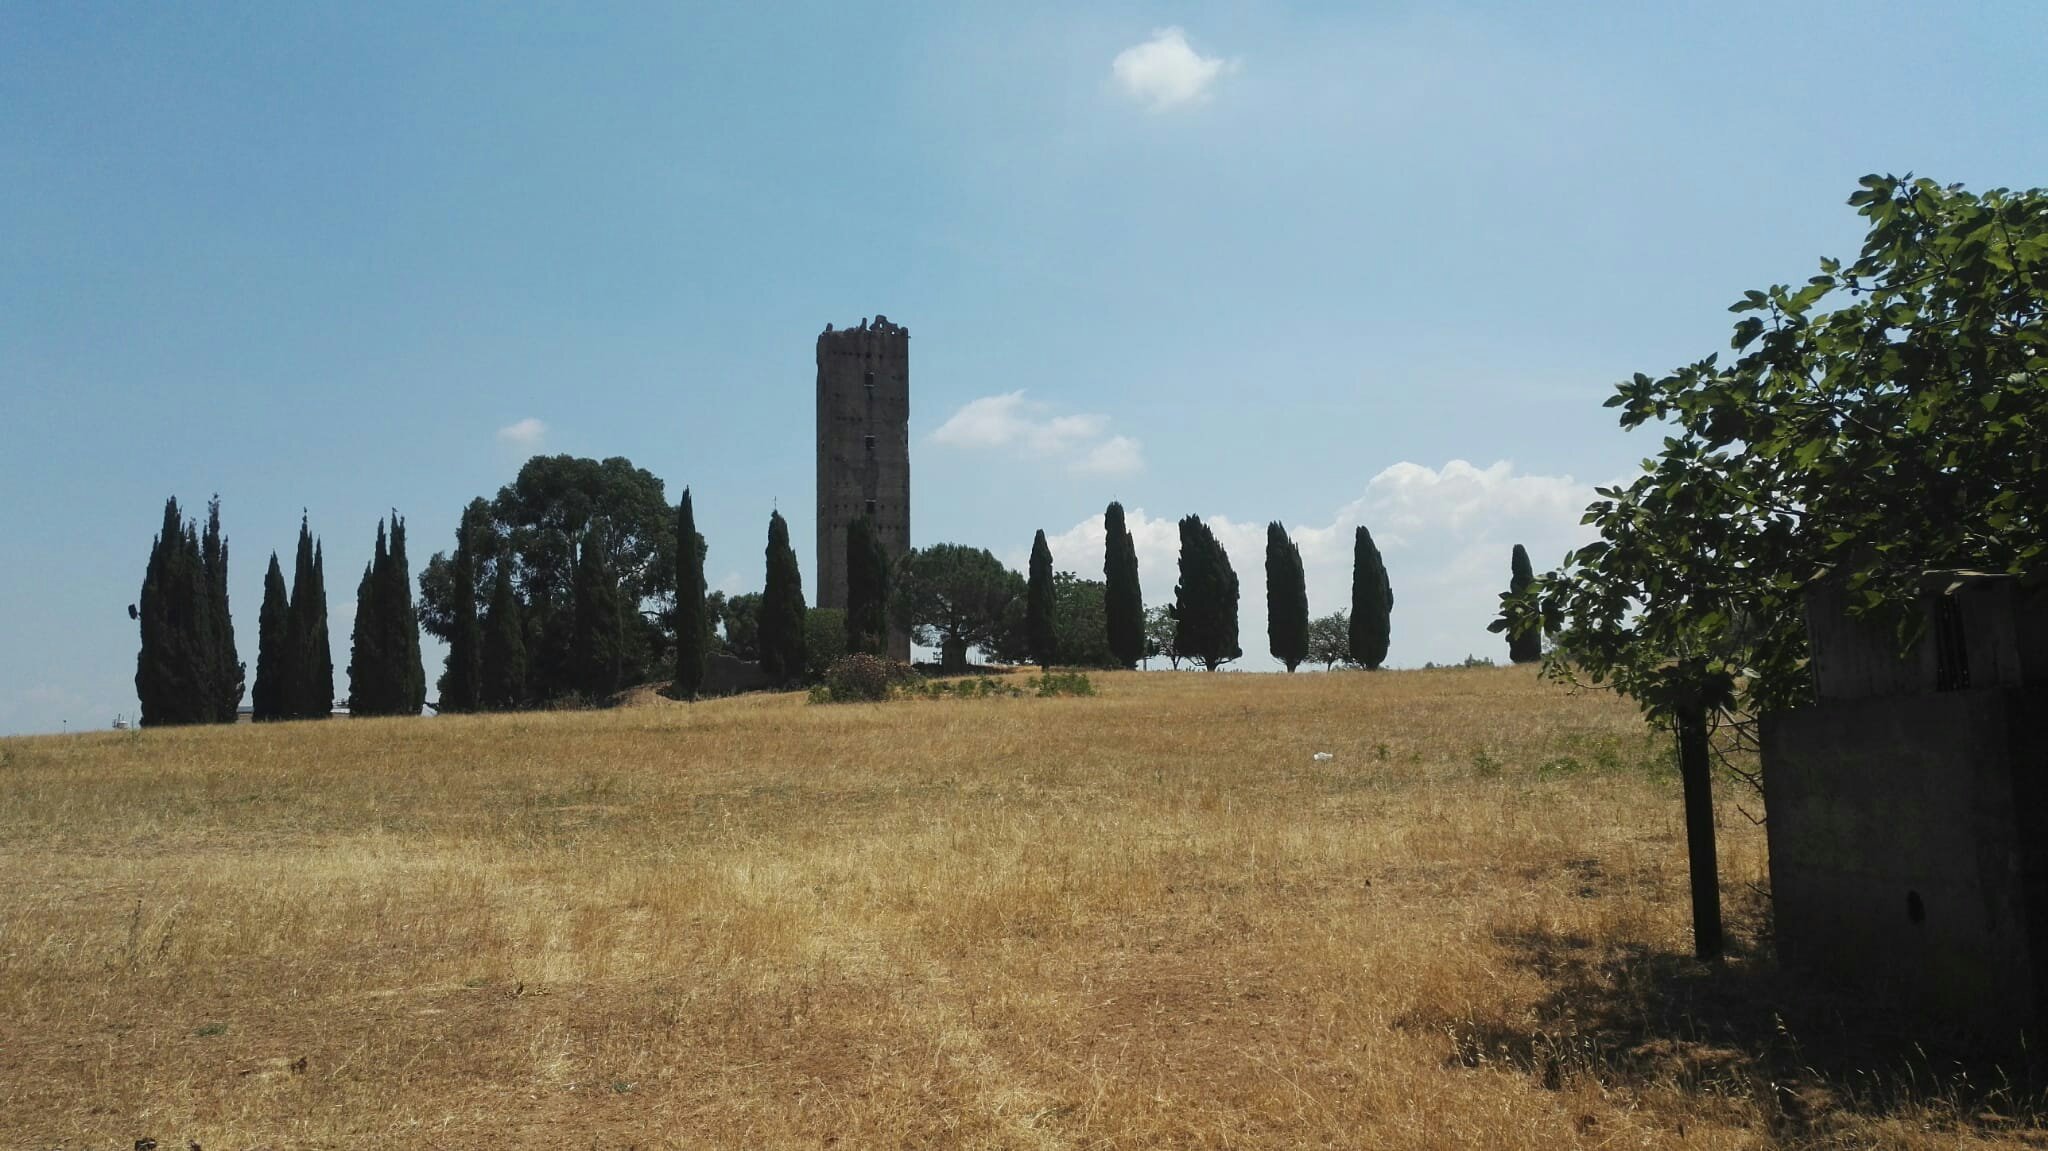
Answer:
[1026,530,1057,669]
[1266,521,1310,672]
[1347,527,1391,670]
[1171,515,1241,672]
[1498,175,2048,959]
[891,543,1024,672]
[1103,502,1145,669]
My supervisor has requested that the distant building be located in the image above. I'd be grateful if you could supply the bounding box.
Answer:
[815,315,911,661]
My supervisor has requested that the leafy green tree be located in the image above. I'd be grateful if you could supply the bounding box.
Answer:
[1348,526,1392,670]
[1308,612,1351,670]
[1503,545,1541,664]
[252,553,290,720]
[436,502,488,713]
[720,592,762,662]
[1266,521,1310,672]
[1102,502,1144,668]
[1497,175,2048,961]
[891,543,1025,672]
[1171,515,1241,671]
[1144,605,1181,669]
[1052,573,1117,668]
[481,551,527,710]
[418,455,675,701]
[844,516,891,656]
[673,489,709,700]
[201,497,242,721]
[758,511,807,685]
[1026,530,1057,669]
[571,519,627,701]
[804,608,847,682]
[135,497,213,726]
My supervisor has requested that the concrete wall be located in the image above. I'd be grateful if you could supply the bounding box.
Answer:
[1762,685,2048,1037]
[814,316,911,661]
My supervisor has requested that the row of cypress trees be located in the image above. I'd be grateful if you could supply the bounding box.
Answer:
[135,496,243,725]
[1019,504,1398,673]
[250,516,337,720]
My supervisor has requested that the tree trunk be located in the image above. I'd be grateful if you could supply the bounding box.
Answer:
[1674,701,1724,961]
[941,636,967,674]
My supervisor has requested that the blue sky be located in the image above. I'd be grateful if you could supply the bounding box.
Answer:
[4,2,2044,733]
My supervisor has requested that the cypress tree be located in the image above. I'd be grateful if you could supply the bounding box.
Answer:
[1506,544,1541,664]
[1172,515,1241,671]
[386,514,425,714]
[285,516,334,718]
[572,519,625,701]
[844,516,890,656]
[348,521,391,714]
[1103,502,1144,669]
[201,496,243,721]
[1026,530,1056,670]
[438,505,486,713]
[252,553,289,720]
[1266,521,1310,672]
[136,497,213,726]
[673,489,708,700]
[481,551,527,709]
[759,511,807,685]
[1348,525,1392,670]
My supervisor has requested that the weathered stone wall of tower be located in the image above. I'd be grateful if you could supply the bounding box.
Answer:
[815,316,911,660]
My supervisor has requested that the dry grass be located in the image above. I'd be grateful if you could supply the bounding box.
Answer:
[0,668,2037,1148]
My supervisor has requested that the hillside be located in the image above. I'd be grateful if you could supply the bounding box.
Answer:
[0,668,2013,1148]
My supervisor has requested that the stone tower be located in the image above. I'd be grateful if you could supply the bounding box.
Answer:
[816,315,911,660]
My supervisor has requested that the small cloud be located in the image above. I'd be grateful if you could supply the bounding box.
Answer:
[1112,27,1236,112]
[931,391,1143,475]
[497,417,547,448]
[1075,435,1144,476]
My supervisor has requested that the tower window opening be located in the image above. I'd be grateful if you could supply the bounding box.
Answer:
[864,434,876,452]
[865,499,878,517]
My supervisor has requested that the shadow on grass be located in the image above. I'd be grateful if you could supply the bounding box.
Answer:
[1408,907,2048,1142]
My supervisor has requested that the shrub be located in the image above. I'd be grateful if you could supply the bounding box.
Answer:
[812,654,920,703]
[1028,671,1095,698]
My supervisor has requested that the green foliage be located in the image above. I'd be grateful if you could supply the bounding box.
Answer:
[481,551,526,710]
[417,455,674,702]
[1051,572,1118,668]
[1503,544,1541,664]
[1102,502,1144,669]
[1265,521,1310,672]
[720,592,762,662]
[803,607,846,682]
[436,501,489,713]
[200,497,242,722]
[844,516,892,656]
[890,543,1024,672]
[1307,611,1351,670]
[1026,530,1057,669]
[348,513,426,717]
[1504,175,2048,724]
[759,511,808,685]
[284,516,334,719]
[1143,604,1180,669]
[1171,515,1241,672]
[251,553,290,720]
[817,653,910,703]
[1347,527,1391,670]
[672,489,709,700]
[1031,670,1096,697]
[571,519,627,702]
[135,497,214,726]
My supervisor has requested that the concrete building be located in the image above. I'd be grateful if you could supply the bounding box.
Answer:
[815,315,911,660]
[1761,573,2048,1040]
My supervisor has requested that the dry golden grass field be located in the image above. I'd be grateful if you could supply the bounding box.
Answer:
[1,668,2040,1149]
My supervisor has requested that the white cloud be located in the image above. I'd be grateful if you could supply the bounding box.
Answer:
[1074,435,1145,476]
[931,391,1144,476]
[1033,460,1599,669]
[1112,27,1236,111]
[496,417,547,448]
